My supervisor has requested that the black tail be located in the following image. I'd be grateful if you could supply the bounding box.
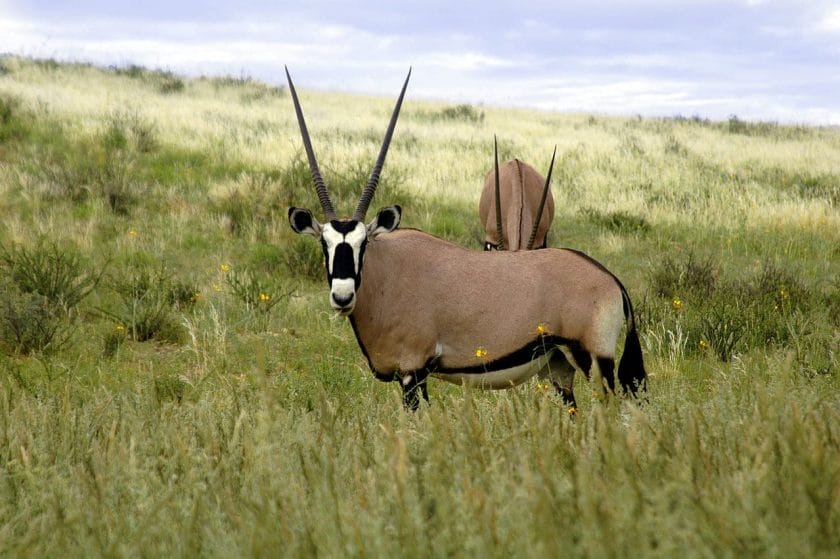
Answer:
[617,288,647,397]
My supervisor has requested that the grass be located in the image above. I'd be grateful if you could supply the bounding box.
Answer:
[0,55,839,557]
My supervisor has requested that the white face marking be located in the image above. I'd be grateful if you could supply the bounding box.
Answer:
[330,278,355,311]
[321,222,368,313]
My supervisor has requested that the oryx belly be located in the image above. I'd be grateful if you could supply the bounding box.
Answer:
[431,351,555,389]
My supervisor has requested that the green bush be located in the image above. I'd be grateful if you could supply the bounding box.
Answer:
[437,104,484,123]
[0,94,31,143]
[282,237,325,282]
[100,265,191,343]
[648,250,718,300]
[583,208,651,235]
[644,256,820,361]
[225,267,291,313]
[158,75,185,94]
[0,279,70,355]
[0,240,102,316]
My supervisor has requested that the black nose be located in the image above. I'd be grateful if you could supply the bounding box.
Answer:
[332,292,354,308]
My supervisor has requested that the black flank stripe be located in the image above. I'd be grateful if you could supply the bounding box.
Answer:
[434,336,577,376]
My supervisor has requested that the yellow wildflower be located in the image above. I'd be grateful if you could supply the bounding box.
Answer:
[536,381,550,392]
[567,406,577,416]
[219,263,231,273]
[115,324,126,332]
[212,283,222,292]
[258,293,271,302]
[474,347,488,359]
[127,229,139,238]
[699,339,708,351]
[672,298,683,311]
[536,322,550,336]
[779,288,789,301]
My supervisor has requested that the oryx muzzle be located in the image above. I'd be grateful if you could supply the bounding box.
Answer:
[285,69,647,411]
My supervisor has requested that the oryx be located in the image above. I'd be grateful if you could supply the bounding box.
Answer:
[478,139,555,251]
[285,68,647,411]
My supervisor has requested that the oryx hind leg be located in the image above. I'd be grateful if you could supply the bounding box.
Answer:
[594,356,616,393]
[543,354,578,411]
[560,344,616,399]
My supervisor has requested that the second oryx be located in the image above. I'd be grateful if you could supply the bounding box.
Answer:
[284,68,647,411]
[479,140,556,251]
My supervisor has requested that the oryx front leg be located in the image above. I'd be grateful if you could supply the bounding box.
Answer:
[400,371,429,411]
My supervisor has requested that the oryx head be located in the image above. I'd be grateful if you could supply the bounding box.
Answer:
[286,67,409,315]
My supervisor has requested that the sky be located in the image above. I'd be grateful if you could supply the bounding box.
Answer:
[2,1,839,125]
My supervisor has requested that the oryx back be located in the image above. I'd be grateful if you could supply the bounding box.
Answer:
[480,159,555,250]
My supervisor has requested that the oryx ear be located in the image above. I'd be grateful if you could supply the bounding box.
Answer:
[288,207,322,237]
[367,205,401,238]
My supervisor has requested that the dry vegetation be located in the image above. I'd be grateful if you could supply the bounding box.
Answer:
[1,55,839,557]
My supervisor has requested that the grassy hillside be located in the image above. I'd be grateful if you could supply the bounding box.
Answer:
[1,55,839,557]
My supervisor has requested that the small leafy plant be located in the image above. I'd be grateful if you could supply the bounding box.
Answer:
[100,265,194,343]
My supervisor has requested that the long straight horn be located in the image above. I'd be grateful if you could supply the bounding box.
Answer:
[526,146,557,250]
[353,68,411,222]
[285,66,337,221]
[493,135,506,251]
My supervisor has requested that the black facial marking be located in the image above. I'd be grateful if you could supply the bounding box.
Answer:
[332,243,356,279]
[331,221,360,234]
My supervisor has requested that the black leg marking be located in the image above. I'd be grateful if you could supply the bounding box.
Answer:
[598,357,616,393]
[401,371,429,411]
[570,349,592,379]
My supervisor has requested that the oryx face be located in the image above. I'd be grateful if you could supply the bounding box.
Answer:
[288,206,401,315]
[284,66,409,314]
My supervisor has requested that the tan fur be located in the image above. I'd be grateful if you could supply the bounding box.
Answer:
[479,159,555,250]
[351,228,622,376]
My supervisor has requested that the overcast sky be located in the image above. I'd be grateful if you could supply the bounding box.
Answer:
[2,1,839,125]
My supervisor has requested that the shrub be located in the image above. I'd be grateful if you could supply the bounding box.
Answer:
[437,104,484,123]
[647,251,718,300]
[282,237,324,282]
[0,279,70,355]
[583,208,651,235]
[158,75,185,94]
[100,265,191,343]
[209,170,285,236]
[645,256,823,362]
[0,240,102,316]
[0,94,31,143]
[225,268,291,313]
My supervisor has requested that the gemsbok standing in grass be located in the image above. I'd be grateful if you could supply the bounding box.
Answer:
[479,140,555,251]
[285,67,647,411]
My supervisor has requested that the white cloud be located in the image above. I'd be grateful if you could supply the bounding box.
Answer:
[816,7,840,32]
[1,7,838,126]
[423,52,515,72]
